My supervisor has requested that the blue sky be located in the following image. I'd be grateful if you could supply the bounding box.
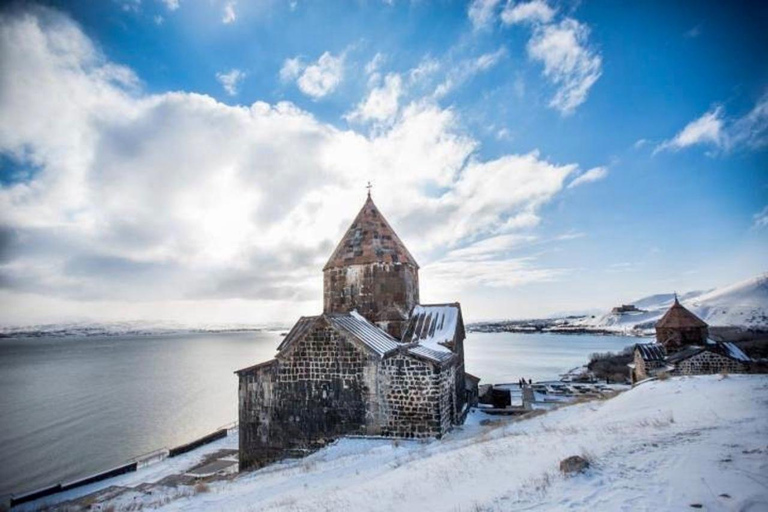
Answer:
[0,0,766,325]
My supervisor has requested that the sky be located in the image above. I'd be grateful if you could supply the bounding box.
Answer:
[0,0,766,326]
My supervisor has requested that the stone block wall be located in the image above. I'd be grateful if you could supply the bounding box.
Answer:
[632,351,666,381]
[657,326,708,350]
[323,262,419,339]
[378,353,453,438]
[238,360,279,469]
[239,321,379,469]
[676,351,747,375]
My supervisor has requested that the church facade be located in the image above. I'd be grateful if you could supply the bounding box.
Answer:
[630,297,751,383]
[236,195,473,469]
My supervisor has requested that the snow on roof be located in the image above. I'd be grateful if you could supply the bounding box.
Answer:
[634,343,666,362]
[327,311,401,357]
[402,304,462,355]
[407,344,455,364]
[717,340,751,363]
[666,345,706,364]
[664,339,752,365]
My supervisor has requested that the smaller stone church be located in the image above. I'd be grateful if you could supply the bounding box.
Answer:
[236,193,475,469]
[630,297,751,383]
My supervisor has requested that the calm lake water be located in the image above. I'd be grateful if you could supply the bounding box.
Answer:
[0,331,635,497]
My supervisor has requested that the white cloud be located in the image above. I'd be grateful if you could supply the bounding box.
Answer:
[655,107,724,153]
[279,57,303,82]
[685,24,702,38]
[753,206,768,229]
[655,93,768,155]
[501,0,556,25]
[119,0,141,13]
[216,69,245,96]
[222,1,236,24]
[729,91,768,150]
[0,7,585,324]
[408,56,440,86]
[154,14,164,25]
[161,0,180,11]
[281,52,344,99]
[347,73,403,123]
[365,52,385,76]
[468,0,502,30]
[526,18,602,115]
[567,166,608,188]
[434,47,506,98]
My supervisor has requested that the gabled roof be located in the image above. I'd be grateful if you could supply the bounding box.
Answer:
[275,312,401,358]
[326,311,401,357]
[323,195,418,271]
[402,304,463,351]
[235,358,277,376]
[656,297,708,329]
[277,315,321,352]
[665,340,751,365]
[634,343,666,362]
[717,341,751,362]
[666,345,705,365]
[407,344,455,364]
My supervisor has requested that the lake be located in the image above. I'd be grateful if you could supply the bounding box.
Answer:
[0,331,636,497]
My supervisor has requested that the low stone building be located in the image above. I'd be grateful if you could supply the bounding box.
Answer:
[612,304,640,314]
[630,298,751,383]
[628,342,667,383]
[236,194,475,469]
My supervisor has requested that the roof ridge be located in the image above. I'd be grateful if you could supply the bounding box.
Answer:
[323,196,418,271]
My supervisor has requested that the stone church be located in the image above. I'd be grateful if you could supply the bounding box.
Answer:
[630,296,751,383]
[236,193,474,469]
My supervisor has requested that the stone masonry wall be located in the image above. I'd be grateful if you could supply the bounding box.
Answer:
[656,326,708,350]
[323,262,419,339]
[238,321,379,469]
[676,351,747,375]
[377,353,452,438]
[632,351,666,382]
[238,361,279,469]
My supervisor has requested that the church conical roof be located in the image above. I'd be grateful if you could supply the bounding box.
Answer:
[656,297,708,329]
[323,195,419,271]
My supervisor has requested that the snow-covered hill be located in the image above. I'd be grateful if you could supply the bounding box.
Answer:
[35,375,767,511]
[576,273,768,334]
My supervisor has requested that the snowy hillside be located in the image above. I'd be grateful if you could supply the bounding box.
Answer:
[46,375,766,512]
[576,273,768,333]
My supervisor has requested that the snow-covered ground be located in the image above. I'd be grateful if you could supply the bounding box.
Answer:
[72,374,768,512]
[575,273,768,334]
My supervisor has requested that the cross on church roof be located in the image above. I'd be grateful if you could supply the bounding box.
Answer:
[366,181,373,197]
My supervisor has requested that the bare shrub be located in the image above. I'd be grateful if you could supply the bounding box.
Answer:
[194,482,210,493]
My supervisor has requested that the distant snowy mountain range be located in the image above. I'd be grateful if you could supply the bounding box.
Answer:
[4,274,766,338]
[470,273,768,336]
[573,273,768,334]
[0,320,286,338]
